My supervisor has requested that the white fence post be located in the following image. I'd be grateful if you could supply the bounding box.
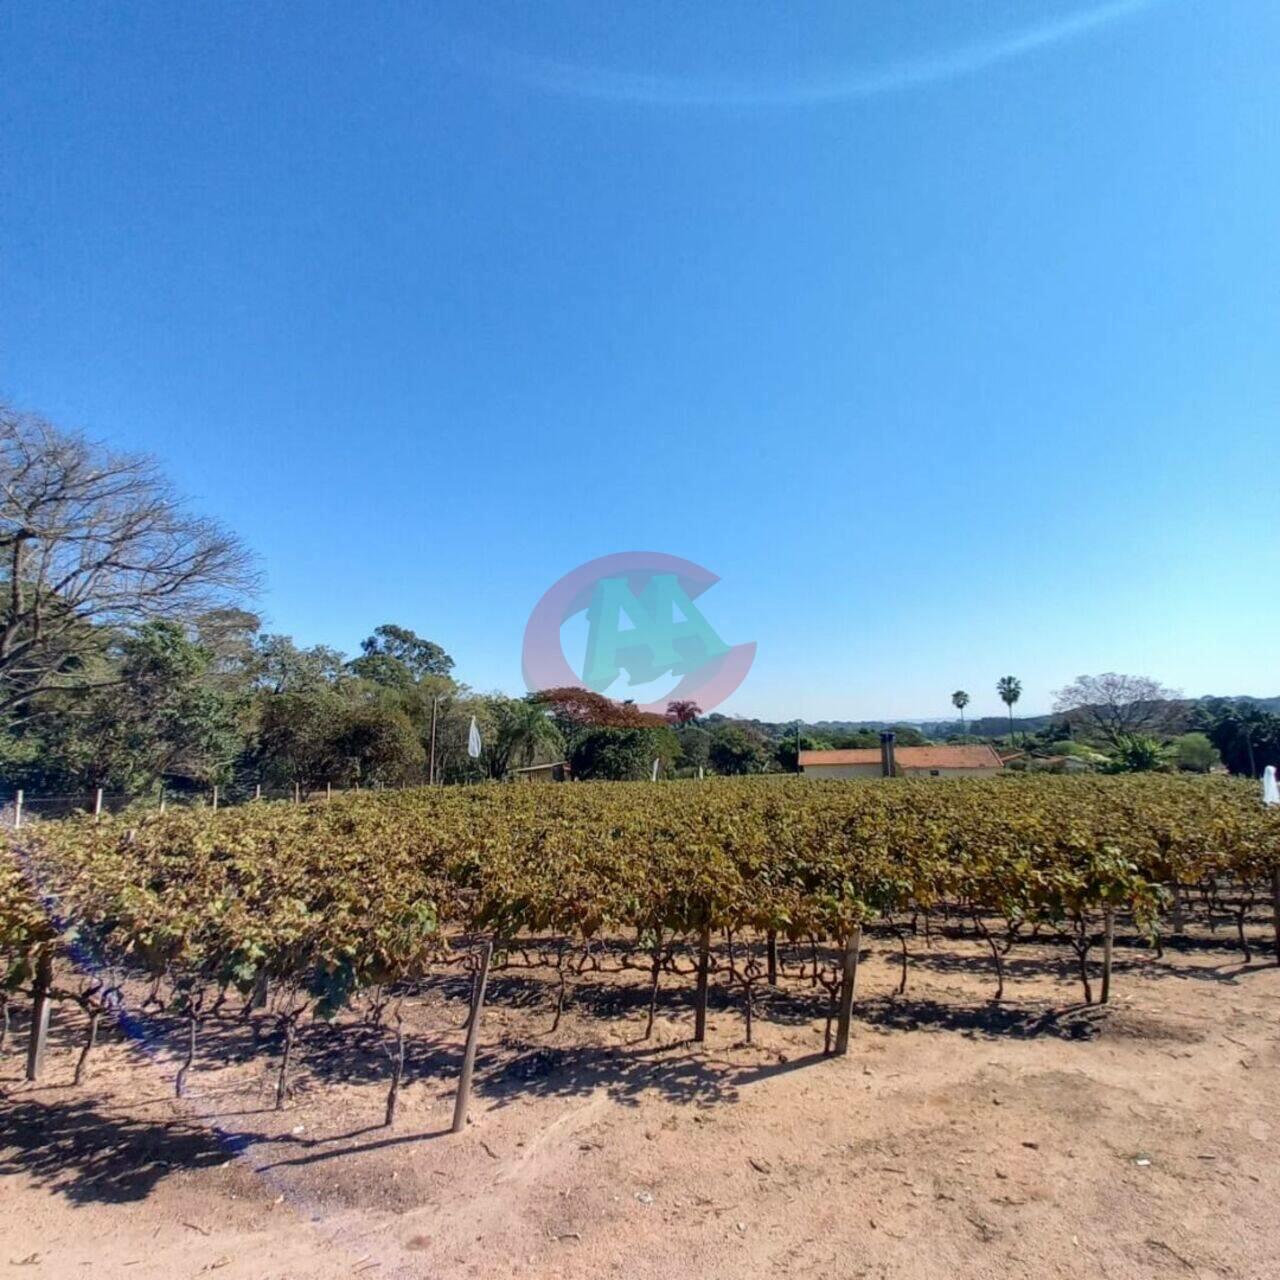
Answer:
[14,789,23,831]
[93,788,103,821]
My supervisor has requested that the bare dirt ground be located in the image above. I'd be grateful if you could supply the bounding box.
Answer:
[3,921,1280,1280]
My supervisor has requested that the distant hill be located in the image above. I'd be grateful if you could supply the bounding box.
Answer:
[708,695,1280,742]
[1217,696,1280,714]
[704,713,1057,740]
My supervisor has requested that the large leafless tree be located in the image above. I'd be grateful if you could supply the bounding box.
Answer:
[0,405,257,718]
[1052,672,1183,745]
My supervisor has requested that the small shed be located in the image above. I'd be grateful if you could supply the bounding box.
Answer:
[509,761,572,783]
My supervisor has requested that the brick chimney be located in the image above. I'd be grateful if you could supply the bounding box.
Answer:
[879,730,896,778]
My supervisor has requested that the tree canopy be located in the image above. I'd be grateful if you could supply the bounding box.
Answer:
[1053,673,1183,747]
[0,405,256,719]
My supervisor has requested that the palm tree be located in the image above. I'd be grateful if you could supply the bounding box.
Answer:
[996,676,1022,744]
[666,699,702,726]
[1223,701,1269,777]
[497,698,564,772]
[951,690,970,733]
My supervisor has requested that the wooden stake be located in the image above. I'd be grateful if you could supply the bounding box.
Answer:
[74,1008,101,1086]
[452,941,493,1133]
[13,788,22,831]
[175,1012,198,1097]
[326,781,332,803]
[25,950,53,1082]
[429,697,439,786]
[211,785,219,813]
[255,783,262,802]
[293,782,300,806]
[159,789,166,814]
[1271,869,1280,966]
[833,924,862,1056]
[694,925,711,1042]
[384,1014,406,1127]
[766,931,779,985]
[275,1016,297,1110]
[93,787,103,821]
[1101,907,1115,1004]
[643,943,662,1039]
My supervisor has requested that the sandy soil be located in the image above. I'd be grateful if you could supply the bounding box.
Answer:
[3,919,1279,1280]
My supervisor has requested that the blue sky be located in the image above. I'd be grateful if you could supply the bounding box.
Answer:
[2,0,1277,723]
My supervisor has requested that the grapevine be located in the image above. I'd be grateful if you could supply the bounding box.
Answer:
[4,774,1278,1108]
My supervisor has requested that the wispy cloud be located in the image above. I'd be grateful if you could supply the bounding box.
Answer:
[457,0,1165,108]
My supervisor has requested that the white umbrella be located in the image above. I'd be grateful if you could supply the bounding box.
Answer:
[1263,764,1279,807]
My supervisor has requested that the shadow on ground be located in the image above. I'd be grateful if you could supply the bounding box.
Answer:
[0,1095,232,1204]
[5,921,1271,1205]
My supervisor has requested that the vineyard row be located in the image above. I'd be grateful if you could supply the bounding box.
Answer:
[3,774,1277,1118]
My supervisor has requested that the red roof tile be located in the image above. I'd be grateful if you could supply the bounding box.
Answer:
[800,745,1004,771]
[798,749,882,766]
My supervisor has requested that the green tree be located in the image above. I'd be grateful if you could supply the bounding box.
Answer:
[569,725,677,781]
[828,729,882,749]
[431,695,511,782]
[254,689,348,788]
[675,724,712,774]
[1189,699,1279,777]
[708,723,770,775]
[495,697,564,772]
[255,634,346,694]
[193,608,262,687]
[1105,733,1169,773]
[888,723,928,747]
[35,621,243,793]
[1172,732,1220,774]
[774,730,828,773]
[350,624,453,688]
[333,704,425,786]
[996,676,1022,743]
